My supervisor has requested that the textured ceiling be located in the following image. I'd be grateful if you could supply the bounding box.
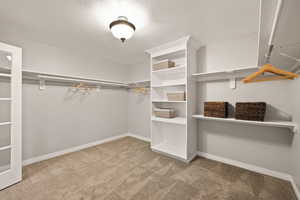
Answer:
[0,0,260,66]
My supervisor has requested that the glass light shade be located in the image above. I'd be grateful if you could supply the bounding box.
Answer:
[109,16,136,42]
[111,23,135,40]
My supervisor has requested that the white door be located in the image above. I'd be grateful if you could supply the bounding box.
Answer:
[0,42,22,190]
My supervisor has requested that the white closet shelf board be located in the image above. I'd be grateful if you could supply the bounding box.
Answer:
[152,82,186,88]
[152,66,186,74]
[23,70,129,88]
[193,115,297,133]
[151,116,186,125]
[193,66,259,82]
[152,100,186,103]
[0,66,134,88]
[151,143,186,161]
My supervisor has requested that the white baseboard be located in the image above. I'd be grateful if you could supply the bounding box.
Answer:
[19,134,300,199]
[198,151,300,199]
[0,164,10,172]
[198,152,291,181]
[290,177,300,200]
[126,133,151,142]
[23,134,127,166]
[23,133,149,166]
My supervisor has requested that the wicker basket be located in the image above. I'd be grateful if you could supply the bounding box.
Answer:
[152,60,175,71]
[235,102,266,121]
[154,108,176,118]
[167,91,185,101]
[204,102,228,118]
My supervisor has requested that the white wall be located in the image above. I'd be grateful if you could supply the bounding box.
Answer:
[269,0,300,191]
[291,78,300,191]
[0,33,129,161]
[127,1,300,183]
[127,62,151,139]
[196,35,295,174]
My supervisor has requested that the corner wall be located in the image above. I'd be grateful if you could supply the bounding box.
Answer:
[127,34,296,177]
[291,78,300,192]
[0,34,129,161]
[127,62,151,139]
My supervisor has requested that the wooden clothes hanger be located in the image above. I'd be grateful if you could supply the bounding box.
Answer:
[242,64,299,83]
[132,87,149,94]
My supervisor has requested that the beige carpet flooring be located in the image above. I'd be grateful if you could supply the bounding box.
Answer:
[0,136,297,200]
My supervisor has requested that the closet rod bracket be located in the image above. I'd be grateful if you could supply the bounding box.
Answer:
[39,79,46,90]
[229,77,236,89]
[293,126,298,134]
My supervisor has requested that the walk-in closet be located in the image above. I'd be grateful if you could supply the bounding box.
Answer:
[0,0,300,199]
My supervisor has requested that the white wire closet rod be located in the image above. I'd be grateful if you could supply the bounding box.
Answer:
[0,73,11,78]
[0,98,11,101]
[0,145,11,151]
[37,75,129,88]
[0,122,11,126]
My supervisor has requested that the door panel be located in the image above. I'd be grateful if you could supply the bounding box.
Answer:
[0,43,22,190]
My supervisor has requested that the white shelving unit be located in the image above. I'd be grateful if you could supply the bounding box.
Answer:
[193,115,297,133]
[146,36,201,162]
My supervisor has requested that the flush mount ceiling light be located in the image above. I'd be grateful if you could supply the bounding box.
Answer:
[109,16,136,43]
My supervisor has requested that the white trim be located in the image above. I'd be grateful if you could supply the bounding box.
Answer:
[22,134,127,166]
[22,133,151,167]
[197,152,291,181]
[0,165,10,173]
[126,133,151,142]
[290,177,300,200]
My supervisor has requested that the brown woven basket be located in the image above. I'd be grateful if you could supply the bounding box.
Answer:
[152,60,175,71]
[154,108,176,118]
[204,102,228,118]
[235,102,266,121]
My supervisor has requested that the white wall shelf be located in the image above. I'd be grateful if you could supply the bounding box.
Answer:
[193,66,259,89]
[152,82,186,88]
[152,100,186,103]
[193,115,297,133]
[151,116,186,125]
[0,66,151,90]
